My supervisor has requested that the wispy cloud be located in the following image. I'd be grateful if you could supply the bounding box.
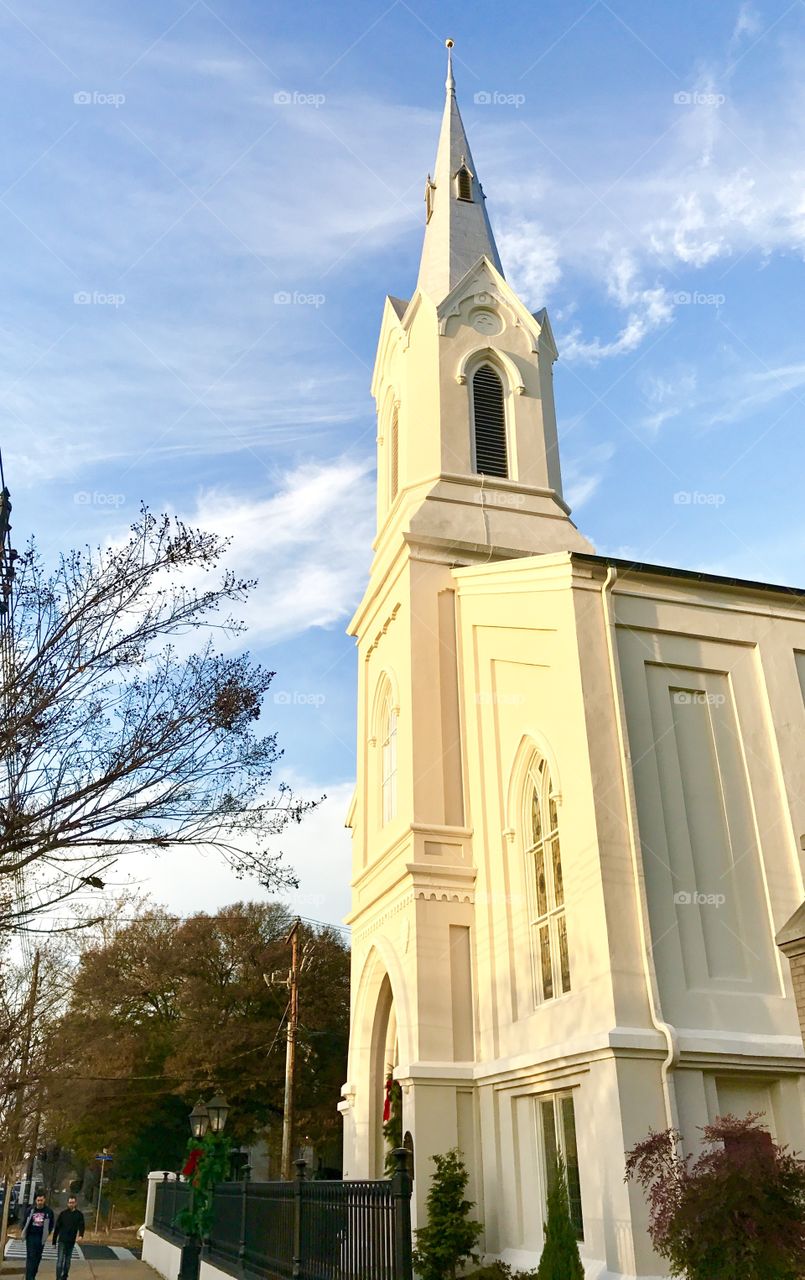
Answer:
[159,457,376,647]
[563,441,616,509]
[484,26,805,361]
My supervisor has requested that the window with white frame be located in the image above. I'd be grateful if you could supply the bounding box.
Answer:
[380,687,397,825]
[526,757,570,1002]
[537,1090,584,1240]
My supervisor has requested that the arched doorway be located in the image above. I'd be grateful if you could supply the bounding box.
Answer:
[369,973,399,1177]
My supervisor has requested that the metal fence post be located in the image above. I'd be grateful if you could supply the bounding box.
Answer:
[390,1148,413,1280]
[291,1159,306,1280]
[237,1164,250,1276]
[155,1172,168,1230]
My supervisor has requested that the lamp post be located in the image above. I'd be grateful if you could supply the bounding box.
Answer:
[179,1096,229,1280]
[189,1100,209,1141]
[205,1096,230,1136]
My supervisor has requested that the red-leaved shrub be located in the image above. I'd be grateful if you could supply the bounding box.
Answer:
[625,1113,805,1279]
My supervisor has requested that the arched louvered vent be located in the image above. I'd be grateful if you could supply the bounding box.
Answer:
[456,166,473,201]
[472,365,508,478]
[390,405,399,502]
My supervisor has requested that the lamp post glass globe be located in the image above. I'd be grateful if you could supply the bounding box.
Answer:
[189,1100,209,1140]
[205,1095,230,1135]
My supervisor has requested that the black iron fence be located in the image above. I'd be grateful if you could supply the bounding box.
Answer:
[153,1176,192,1240]
[206,1150,413,1280]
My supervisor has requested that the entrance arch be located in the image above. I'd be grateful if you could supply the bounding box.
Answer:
[350,941,411,1178]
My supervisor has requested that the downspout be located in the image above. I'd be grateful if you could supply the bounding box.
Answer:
[600,565,679,1131]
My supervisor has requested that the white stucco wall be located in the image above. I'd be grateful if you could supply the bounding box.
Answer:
[141,1229,181,1280]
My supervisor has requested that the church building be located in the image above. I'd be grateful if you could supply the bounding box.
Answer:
[339,44,805,1278]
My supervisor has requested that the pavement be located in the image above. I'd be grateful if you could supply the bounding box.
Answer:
[1,1262,154,1280]
[1,1242,153,1280]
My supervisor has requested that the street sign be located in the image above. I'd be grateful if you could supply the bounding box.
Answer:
[95,1154,113,1162]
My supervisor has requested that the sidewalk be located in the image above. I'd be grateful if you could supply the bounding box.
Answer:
[2,1262,155,1280]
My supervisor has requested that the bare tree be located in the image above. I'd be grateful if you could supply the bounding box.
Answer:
[0,507,315,932]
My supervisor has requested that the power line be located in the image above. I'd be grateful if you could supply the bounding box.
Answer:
[11,908,351,938]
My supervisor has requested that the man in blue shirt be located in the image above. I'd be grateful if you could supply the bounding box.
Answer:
[21,1194,54,1280]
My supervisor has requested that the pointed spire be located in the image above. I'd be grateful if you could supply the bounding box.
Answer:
[445,37,455,93]
[416,39,504,304]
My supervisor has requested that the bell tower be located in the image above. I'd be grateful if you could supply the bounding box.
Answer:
[370,39,593,566]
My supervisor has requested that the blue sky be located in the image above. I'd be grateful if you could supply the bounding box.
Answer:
[5,0,805,924]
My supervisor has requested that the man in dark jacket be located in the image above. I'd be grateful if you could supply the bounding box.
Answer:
[21,1194,54,1280]
[52,1197,85,1280]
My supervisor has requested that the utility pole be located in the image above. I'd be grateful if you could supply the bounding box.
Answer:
[0,949,41,1261]
[280,919,300,1181]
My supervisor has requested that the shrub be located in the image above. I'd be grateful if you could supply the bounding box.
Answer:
[536,1153,584,1280]
[625,1112,805,1280]
[466,1264,538,1279]
[413,1148,483,1280]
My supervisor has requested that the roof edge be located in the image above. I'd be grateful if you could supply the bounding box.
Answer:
[571,552,805,603]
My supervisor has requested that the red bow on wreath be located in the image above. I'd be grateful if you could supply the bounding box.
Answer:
[383,1075,393,1123]
[182,1147,204,1179]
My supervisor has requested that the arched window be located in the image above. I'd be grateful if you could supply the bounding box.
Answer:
[472,364,508,478]
[380,688,397,825]
[456,164,473,202]
[389,404,399,504]
[526,757,570,1002]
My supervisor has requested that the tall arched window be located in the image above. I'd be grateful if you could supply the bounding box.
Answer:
[380,688,397,825]
[389,404,399,504]
[472,364,508,478]
[526,757,570,1002]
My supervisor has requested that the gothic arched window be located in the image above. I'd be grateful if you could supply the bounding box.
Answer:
[472,364,508,478]
[379,685,398,825]
[526,757,570,1002]
[456,164,473,202]
[389,404,399,504]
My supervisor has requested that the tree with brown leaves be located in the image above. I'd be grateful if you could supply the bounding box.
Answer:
[46,902,349,1191]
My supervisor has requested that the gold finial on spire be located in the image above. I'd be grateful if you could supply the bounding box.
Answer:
[445,38,455,93]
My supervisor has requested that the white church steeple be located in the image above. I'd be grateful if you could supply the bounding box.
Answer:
[368,40,593,563]
[416,40,504,304]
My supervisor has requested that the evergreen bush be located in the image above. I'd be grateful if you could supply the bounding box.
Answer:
[536,1153,584,1280]
[413,1148,483,1280]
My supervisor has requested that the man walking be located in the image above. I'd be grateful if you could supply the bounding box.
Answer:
[53,1196,85,1280]
[21,1193,54,1280]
